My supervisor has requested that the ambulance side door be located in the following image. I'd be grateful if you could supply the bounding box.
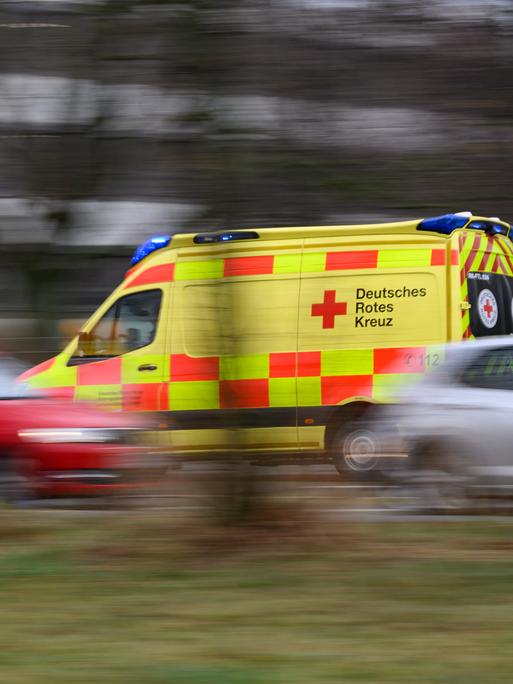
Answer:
[298,238,447,450]
[297,240,372,450]
[68,282,170,412]
[167,243,301,451]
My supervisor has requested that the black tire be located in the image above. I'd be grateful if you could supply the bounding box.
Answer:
[331,422,382,480]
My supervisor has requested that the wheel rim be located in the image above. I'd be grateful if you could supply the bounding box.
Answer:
[342,430,379,472]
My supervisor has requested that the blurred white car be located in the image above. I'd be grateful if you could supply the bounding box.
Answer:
[373,337,513,508]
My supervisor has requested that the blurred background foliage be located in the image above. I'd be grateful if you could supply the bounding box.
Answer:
[0,0,513,358]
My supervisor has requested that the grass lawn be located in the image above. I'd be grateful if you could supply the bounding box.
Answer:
[1,508,513,683]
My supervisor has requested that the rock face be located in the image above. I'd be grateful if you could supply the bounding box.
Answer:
[0,0,512,335]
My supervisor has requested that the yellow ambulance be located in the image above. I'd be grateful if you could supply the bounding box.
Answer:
[19,211,513,477]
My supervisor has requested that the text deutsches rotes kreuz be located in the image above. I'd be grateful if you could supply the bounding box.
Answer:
[354,286,427,328]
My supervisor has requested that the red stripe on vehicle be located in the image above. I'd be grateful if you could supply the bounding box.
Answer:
[462,234,483,283]
[451,249,459,266]
[123,383,161,411]
[298,351,321,377]
[321,375,373,406]
[326,250,378,271]
[500,236,513,260]
[430,249,445,266]
[494,254,508,274]
[476,237,494,273]
[269,353,296,378]
[495,239,513,275]
[159,382,169,411]
[125,265,139,279]
[491,255,501,273]
[17,356,56,381]
[77,357,122,386]
[223,256,274,277]
[220,379,269,409]
[125,263,175,287]
[43,386,75,400]
[170,354,219,381]
[458,234,468,282]
[374,347,427,374]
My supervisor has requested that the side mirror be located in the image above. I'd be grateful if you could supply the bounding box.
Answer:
[58,319,83,343]
[75,330,96,357]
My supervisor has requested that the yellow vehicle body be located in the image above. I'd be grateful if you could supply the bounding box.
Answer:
[20,213,513,461]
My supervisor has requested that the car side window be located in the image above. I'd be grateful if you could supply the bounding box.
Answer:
[71,289,162,362]
[460,347,513,390]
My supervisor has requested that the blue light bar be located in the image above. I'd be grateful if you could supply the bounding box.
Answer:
[417,211,471,235]
[467,220,508,236]
[131,235,171,266]
[194,230,259,244]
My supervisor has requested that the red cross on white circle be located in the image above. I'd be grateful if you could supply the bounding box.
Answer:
[483,298,494,319]
[477,288,498,329]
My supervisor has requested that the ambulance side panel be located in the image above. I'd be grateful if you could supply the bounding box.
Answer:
[27,225,513,459]
[297,235,449,450]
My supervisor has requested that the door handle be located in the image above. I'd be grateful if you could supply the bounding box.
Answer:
[138,364,158,371]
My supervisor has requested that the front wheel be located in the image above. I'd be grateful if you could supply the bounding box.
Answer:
[332,423,381,480]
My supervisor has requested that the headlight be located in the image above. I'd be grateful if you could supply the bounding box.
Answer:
[18,428,136,444]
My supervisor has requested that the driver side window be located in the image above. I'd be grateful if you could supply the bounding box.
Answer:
[73,289,162,362]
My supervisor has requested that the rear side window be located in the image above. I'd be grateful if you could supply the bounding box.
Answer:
[73,289,162,361]
[460,346,513,390]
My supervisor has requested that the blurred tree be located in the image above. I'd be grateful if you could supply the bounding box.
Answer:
[0,0,513,342]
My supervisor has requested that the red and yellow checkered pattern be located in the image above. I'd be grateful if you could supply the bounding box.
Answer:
[164,346,427,409]
[20,346,429,410]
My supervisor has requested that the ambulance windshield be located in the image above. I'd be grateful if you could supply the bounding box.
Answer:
[73,289,162,361]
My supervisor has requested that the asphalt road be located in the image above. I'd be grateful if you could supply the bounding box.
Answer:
[24,462,513,519]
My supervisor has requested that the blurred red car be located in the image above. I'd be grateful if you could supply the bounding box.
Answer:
[0,358,160,498]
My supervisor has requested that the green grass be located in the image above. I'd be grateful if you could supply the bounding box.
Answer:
[1,510,513,682]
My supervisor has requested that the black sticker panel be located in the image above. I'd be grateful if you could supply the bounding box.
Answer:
[467,272,513,337]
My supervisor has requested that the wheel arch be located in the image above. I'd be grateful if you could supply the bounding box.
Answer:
[324,398,376,452]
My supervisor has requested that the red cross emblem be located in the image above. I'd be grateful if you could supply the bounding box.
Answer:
[483,298,494,319]
[311,290,347,329]
[477,288,498,329]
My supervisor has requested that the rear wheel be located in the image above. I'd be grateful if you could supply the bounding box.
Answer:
[332,422,381,480]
